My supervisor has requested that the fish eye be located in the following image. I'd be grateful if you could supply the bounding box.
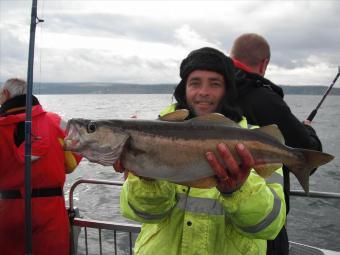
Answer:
[87,122,96,133]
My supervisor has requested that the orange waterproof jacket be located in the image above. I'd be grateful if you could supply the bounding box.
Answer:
[0,104,81,190]
[0,103,81,255]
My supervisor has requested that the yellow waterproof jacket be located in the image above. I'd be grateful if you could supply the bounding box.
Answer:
[120,104,286,255]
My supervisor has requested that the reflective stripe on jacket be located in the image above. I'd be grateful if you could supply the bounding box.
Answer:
[120,104,286,255]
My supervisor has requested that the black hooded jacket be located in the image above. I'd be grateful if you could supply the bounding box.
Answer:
[236,69,321,151]
[236,68,322,255]
[235,68,322,211]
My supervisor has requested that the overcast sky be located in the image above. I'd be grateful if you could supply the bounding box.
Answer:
[0,1,339,86]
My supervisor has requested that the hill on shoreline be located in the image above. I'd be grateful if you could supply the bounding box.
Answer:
[29,82,340,95]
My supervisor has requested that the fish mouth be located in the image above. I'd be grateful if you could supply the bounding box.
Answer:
[64,124,82,151]
[64,138,81,151]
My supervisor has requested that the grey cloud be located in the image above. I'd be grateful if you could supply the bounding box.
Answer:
[44,13,179,44]
[0,27,28,60]
[268,22,340,69]
[1,1,339,84]
[35,47,178,83]
[0,27,29,81]
[209,2,340,72]
[262,2,339,69]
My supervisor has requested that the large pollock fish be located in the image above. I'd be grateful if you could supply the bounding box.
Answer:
[64,110,334,193]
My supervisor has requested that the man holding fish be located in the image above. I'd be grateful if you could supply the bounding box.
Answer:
[118,47,287,255]
[63,45,333,254]
[64,46,333,254]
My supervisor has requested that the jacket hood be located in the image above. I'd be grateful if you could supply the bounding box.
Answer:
[235,68,284,99]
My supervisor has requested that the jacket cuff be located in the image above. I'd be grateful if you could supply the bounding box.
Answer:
[218,177,254,213]
[303,124,322,151]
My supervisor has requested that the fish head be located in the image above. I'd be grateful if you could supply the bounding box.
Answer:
[64,119,129,166]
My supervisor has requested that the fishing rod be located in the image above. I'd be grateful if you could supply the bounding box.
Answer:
[307,66,340,121]
[25,0,43,254]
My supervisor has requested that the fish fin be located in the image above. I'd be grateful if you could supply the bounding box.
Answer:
[177,176,217,188]
[254,125,285,144]
[189,113,239,127]
[253,163,283,178]
[286,149,334,194]
[159,109,189,122]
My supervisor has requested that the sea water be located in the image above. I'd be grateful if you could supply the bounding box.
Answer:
[37,94,340,253]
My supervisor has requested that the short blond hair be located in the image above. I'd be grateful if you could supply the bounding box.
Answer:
[230,33,270,68]
[1,78,27,98]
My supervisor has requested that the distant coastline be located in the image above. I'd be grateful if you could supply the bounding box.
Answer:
[21,82,340,95]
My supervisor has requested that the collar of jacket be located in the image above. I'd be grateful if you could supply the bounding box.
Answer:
[0,95,40,116]
[232,58,253,73]
[233,61,284,99]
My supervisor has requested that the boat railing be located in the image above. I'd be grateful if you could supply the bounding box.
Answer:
[68,179,141,255]
[68,179,340,255]
[289,190,340,199]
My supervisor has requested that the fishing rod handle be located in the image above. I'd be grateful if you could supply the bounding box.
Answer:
[307,109,317,122]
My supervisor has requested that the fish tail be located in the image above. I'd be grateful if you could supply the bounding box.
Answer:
[286,149,334,194]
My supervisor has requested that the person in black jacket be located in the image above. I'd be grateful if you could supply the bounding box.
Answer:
[230,33,322,255]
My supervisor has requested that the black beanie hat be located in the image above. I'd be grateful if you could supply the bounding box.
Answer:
[179,47,232,81]
[173,47,242,121]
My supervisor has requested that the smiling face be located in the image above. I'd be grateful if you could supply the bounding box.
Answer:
[185,70,226,116]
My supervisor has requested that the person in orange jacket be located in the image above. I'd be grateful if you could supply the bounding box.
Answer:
[0,78,82,255]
